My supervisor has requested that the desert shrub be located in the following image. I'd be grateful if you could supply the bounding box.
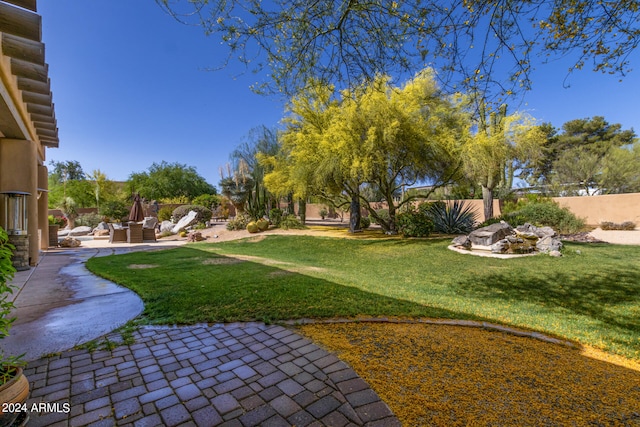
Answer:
[269,208,284,227]
[172,205,212,225]
[425,200,477,234]
[370,209,390,225]
[157,206,174,222]
[397,209,433,237]
[246,221,259,233]
[75,213,103,229]
[601,221,637,230]
[227,213,251,231]
[360,216,371,229]
[319,207,328,219]
[280,214,305,230]
[485,196,584,234]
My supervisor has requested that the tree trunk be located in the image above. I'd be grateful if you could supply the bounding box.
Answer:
[298,199,306,224]
[482,186,494,221]
[287,193,295,215]
[349,194,362,233]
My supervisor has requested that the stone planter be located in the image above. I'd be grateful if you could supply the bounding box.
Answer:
[48,224,59,247]
[0,366,29,427]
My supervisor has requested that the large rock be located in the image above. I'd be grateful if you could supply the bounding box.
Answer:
[160,220,174,233]
[68,226,92,236]
[536,235,563,253]
[451,235,472,250]
[468,222,514,246]
[516,223,556,238]
[172,211,198,234]
[59,236,81,247]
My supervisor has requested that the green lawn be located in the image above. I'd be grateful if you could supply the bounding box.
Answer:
[86,235,640,359]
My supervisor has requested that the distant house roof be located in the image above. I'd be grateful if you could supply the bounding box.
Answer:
[0,0,58,147]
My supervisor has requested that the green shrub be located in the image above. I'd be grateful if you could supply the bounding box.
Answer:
[192,194,221,210]
[227,213,251,231]
[0,226,23,379]
[157,206,174,222]
[397,209,433,237]
[172,205,212,225]
[100,200,129,222]
[600,221,637,230]
[481,196,585,234]
[76,212,103,229]
[425,200,477,234]
[360,216,371,229]
[319,207,328,219]
[269,208,284,227]
[280,214,306,230]
[247,221,259,233]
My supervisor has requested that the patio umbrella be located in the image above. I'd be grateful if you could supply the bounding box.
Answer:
[128,193,144,222]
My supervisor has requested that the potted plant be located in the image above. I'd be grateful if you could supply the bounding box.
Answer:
[47,215,65,247]
[0,226,28,426]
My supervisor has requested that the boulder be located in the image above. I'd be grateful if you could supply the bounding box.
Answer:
[451,235,472,250]
[516,223,557,238]
[491,238,536,254]
[59,236,81,247]
[536,235,563,253]
[94,221,109,231]
[68,226,92,236]
[187,231,205,242]
[160,220,174,233]
[549,250,563,257]
[172,211,198,234]
[468,222,514,246]
[94,229,110,237]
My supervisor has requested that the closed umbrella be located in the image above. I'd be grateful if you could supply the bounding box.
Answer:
[128,193,144,222]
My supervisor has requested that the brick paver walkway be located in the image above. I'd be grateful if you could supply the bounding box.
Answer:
[25,322,400,427]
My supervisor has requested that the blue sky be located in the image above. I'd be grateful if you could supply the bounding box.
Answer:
[40,1,640,187]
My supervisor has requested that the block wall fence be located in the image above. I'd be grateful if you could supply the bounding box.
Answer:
[49,192,640,227]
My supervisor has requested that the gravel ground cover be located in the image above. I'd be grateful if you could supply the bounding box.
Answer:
[298,322,640,426]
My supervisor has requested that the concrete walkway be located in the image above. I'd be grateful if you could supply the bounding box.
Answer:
[4,239,399,426]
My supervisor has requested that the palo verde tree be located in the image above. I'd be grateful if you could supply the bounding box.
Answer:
[461,104,546,221]
[267,70,467,234]
[157,0,640,104]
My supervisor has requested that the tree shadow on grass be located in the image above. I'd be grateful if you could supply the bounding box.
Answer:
[87,246,487,325]
[455,265,640,343]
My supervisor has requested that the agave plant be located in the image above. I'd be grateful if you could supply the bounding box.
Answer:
[425,200,477,234]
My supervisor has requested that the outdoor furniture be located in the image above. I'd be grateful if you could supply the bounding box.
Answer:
[142,227,156,242]
[108,223,127,243]
[127,223,143,243]
[142,217,157,242]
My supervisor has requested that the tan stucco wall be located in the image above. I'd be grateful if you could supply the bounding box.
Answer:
[552,193,640,226]
[0,138,39,265]
[303,193,640,227]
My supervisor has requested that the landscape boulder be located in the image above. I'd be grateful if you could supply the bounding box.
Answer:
[468,222,513,246]
[59,236,81,248]
[451,235,472,250]
[68,226,92,236]
[160,220,174,233]
[172,210,198,234]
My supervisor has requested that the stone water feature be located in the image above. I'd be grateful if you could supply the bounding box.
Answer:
[452,222,563,257]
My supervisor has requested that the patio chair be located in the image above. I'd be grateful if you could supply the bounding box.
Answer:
[108,223,127,243]
[142,217,157,242]
[127,223,144,243]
